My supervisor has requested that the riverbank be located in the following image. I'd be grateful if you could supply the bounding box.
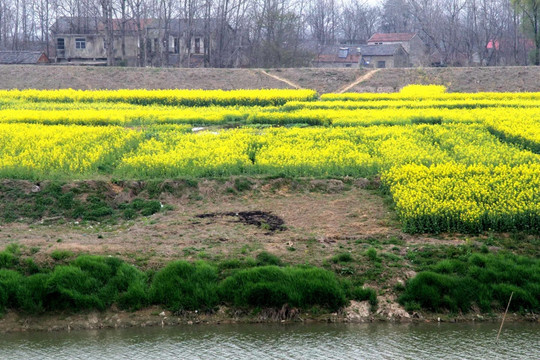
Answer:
[0,179,538,333]
[1,303,538,334]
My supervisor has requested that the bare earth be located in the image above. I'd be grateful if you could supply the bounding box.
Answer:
[2,65,539,93]
[0,179,405,268]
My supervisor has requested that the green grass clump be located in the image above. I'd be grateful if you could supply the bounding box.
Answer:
[219,266,347,311]
[331,252,353,264]
[349,286,378,306]
[0,269,23,313]
[50,250,74,261]
[0,255,149,314]
[149,261,219,312]
[400,252,540,313]
[119,198,162,218]
[256,252,283,266]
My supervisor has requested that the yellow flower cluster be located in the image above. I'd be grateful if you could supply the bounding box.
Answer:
[0,88,318,106]
[0,124,141,179]
[0,105,249,126]
[382,164,540,233]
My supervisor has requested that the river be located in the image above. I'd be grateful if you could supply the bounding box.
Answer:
[1,322,538,359]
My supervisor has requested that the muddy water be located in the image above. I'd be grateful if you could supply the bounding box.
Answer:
[1,322,538,359]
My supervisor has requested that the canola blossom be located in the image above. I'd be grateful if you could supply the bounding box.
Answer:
[0,123,141,179]
[0,86,539,233]
[0,88,318,106]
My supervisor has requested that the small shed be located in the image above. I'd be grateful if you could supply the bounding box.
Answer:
[0,51,49,65]
[358,44,409,68]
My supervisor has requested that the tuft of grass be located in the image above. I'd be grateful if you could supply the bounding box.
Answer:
[331,252,353,264]
[218,266,347,311]
[365,247,381,262]
[50,250,74,261]
[149,261,219,312]
[256,252,283,266]
[399,252,540,313]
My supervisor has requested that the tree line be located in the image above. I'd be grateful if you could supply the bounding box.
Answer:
[0,0,538,67]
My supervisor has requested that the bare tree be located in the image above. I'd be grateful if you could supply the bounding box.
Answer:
[513,0,540,65]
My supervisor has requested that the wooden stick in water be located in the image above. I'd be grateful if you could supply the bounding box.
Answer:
[496,291,513,344]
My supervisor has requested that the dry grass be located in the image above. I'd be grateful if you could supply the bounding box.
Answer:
[0,179,403,268]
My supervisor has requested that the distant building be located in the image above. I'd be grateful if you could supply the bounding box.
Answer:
[312,45,361,68]
[367,33,426,66]
[0,51,49,65]
[313,44,409,68]
[358,44,409,68]
[50,17,236,67]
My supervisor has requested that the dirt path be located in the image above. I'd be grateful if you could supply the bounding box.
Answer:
[259,69,302,89]
[337,69,380,93]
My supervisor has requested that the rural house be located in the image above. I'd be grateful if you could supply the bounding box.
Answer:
[313,44,409,68]
[51,17,230,67]
[367,33,426,66]
[0,51,49,64]
[358,44,409,68]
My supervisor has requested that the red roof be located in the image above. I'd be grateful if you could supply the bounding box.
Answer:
[368,33,416,43]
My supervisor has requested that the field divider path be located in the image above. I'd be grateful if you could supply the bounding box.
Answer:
[337,69,380,93]
[259,70,303,89]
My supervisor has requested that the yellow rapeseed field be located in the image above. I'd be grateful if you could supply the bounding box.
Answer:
[0,86,538,233]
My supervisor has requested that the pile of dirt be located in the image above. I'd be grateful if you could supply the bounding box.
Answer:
[196,211,285,232]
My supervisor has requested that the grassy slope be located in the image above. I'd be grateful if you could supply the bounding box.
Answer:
[0,179,538,328]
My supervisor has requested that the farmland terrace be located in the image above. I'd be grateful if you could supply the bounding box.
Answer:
[0,82,539,332]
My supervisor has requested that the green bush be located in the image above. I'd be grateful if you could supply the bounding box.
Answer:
[149,261,219,312]
[45,265,104,310]
[17,273,49,313]
[349,286,378,306]
[400,253,540,313]
[219,266,347,311]
[0,269,23,313]
[0,251,17,269]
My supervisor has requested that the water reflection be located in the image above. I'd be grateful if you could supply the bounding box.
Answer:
[1,322,538,359]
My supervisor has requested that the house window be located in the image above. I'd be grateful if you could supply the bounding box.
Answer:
[75,38,86,49]
[57,38,65,50]
[338,48,349,58]
[377,60,386,68]
[173,38,179,54]
[154,38,159,52]
[194,37,201,54]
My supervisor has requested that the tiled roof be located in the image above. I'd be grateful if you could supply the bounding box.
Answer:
[359,44,404,56]
[368,33,416,43]
[0,51,47,64]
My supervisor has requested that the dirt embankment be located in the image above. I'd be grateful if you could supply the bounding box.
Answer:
[1,65,539,94]
[1,303,537,334]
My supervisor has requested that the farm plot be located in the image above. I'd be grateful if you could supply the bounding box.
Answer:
[0,86,539,233]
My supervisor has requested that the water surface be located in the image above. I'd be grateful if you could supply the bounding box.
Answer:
[1,322,538,359]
